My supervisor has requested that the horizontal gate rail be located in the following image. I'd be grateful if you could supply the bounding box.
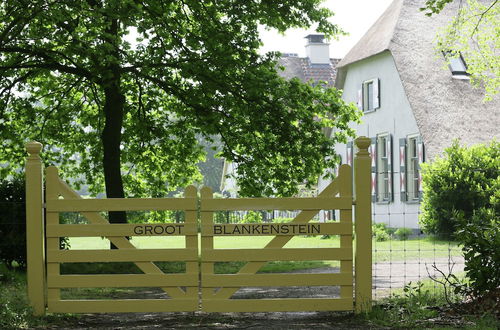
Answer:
[202,248,352,261]
[46,197,197,212]
[46,223,196,237]
[48,299,198,314]
[202,273,352,287]
[202,298,353,313]
[201,197,352,211]
[47,248,198,263]
[201,222,352,236]
[48,274,199,288]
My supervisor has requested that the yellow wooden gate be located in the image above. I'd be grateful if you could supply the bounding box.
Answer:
[24,137,372,315]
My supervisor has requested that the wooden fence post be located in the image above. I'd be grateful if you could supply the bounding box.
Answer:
[25,141,46,316]
[354,136,372,313]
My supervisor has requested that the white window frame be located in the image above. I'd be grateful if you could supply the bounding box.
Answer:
[362,78,379,112]
[376,133,390,203]
[406,135,420,201]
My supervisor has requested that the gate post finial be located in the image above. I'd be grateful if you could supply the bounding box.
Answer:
[25,141,46,316]
[26,141,43,159]
[354,136,372,313]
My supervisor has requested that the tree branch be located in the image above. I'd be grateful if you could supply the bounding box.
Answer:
[0,47,94,79]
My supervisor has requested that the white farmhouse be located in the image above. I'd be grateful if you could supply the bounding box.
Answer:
[320,0,499,228]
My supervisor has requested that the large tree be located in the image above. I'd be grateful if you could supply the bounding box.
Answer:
[0,0,359,224]
[422,0,499,101]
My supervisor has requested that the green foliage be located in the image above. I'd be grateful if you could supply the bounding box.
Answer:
[420,0,455,15]
[372,222,391,242]
[243,211,262,224]
[394,227,413,241]
[434,0,500,101]
[420,140,499,238]
[0,265,74,329]
[0,178,26,269]
[455,207,500,297]
[0,0,359,200]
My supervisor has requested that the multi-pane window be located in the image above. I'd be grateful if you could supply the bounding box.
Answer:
[406,136,420,200]
[376,134,390,202]
[360,78,379,112]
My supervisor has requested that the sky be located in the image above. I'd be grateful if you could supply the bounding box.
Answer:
[259,0,394,58]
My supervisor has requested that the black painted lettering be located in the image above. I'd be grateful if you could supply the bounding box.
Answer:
[271,224,280,235]
[252,225,261,234]
[299,224,307,234]
[261,224,269,234]
[281,224,289,234]
[232,225,241,234]
[177,224,184,234]
[242,225,251,234]
[165,225,175,234]
[133,226,143,235]
[214,225,222,235]
[312,224,321,234]
[144,225,153,235]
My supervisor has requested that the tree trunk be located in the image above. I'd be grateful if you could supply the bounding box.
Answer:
[102,84,126,225]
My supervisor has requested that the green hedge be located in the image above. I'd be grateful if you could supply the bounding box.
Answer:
[420,140,499,296]
[420,140,499,238]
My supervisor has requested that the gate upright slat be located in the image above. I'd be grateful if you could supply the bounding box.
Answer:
[339,164,354,301]
[45,166,61,311]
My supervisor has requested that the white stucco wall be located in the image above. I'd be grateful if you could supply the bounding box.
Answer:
[321,51,422,229]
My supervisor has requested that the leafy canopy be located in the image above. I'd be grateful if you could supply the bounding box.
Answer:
[0,0,359,197]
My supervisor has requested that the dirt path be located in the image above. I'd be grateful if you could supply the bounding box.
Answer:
[43,257,465,329]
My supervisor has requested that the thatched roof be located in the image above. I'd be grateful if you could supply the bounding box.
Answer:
[336,0,500,159]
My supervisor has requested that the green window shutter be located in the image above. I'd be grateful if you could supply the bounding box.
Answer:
[399,138,407,202]
[371,137,377,203]
[387,134,393,202]
[373,78,380,109]
[417,136,425,201]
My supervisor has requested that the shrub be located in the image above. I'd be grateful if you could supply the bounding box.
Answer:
[372,222,390,242]
[243,211,262,223]
[0,178,27,269]
[420,140,499,238]
[455,207,500,297]
[394,227,413,241]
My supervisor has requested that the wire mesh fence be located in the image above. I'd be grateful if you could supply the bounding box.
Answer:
[371,192,464,301]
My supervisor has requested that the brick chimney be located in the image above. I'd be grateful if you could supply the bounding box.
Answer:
[305,34,330,64]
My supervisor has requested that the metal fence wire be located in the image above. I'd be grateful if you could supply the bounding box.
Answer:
[371,192,464,300]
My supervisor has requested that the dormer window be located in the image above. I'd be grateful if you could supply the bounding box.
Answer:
[443,51,470,79]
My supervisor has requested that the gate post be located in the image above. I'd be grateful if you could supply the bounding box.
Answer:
[354,137,372,313]
[25,141,46,315]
